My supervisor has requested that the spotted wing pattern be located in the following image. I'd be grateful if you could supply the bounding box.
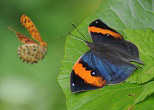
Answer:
[18,44,47,64]
[20,14,44,43]
[7,27,37,44]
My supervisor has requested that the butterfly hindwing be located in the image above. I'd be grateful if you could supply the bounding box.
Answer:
[104,40,143,64]
[18,44,47,64]
[99,53,138,84]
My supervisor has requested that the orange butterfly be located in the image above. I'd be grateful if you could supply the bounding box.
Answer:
[8,14,47,64]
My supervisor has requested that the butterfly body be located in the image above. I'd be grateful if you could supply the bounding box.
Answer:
[8,15,47,64]
[70,19,143,93]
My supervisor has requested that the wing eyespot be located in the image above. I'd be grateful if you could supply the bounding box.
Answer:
[95,21,98,24]
[91,71,96,76]
[105,34,110,37]
[72,83,75,86]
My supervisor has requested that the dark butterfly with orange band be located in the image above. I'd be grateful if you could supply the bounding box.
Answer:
[70,19,143,93]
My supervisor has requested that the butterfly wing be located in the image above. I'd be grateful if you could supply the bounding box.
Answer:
[70,52,111,93]
[98,49,138,84]
[20,14,44,43]
[88,19,124,42]
[70,50,137,93]
[18,44,47,64]
[103,40,143,64]
[7,27,37,44]
[88,19,143,64]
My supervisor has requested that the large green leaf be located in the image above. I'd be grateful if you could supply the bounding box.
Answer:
[58,0,154,109]
[67,83,143,110]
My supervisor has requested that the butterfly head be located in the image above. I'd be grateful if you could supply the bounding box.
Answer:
[85,41,93,48]
[40,42,47,47]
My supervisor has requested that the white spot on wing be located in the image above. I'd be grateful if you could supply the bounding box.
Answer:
[106,34,110,36]
[92,72,95,75]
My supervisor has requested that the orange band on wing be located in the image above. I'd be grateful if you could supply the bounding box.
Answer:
[73,60,106,87]
[88,26,122,39]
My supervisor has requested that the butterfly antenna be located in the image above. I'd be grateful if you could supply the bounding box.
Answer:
[7,26,17,33]
[69,33,86,42]
[47,36,64,43]
[71,23,88,41]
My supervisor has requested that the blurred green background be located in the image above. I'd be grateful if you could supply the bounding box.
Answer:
[0,0,102,110]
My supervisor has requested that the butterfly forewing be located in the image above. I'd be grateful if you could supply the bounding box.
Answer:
[8,27,37,44]
[20,14,44,43]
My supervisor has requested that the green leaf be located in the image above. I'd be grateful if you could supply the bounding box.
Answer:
[68,83,143,110]
[58,0,154,109]
[135,81,154,104]
[124,29,154,83]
